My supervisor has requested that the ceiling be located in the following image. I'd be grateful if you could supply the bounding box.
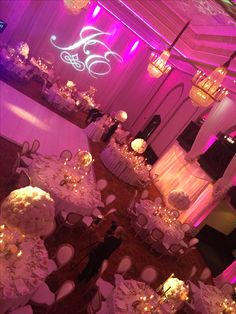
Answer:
[98,0,236,91]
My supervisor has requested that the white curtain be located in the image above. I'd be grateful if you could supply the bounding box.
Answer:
[186,97,236,160]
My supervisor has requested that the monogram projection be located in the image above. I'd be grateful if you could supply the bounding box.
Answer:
[50,26,123,78]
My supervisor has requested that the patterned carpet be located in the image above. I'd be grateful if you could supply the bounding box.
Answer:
[0,71,209,313]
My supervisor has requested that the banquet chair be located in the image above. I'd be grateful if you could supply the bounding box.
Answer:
[56,211,83,233]
[105,194,116,205]
[20,140,30,156]
[140,189,149,199]
[8,305,33,314]
[96,277,114,299]
[126,189,138,217]
[54,280,75,302]
[176,238,199,262]
[133,213,149,239]
[12,152,21,176]
[158,243,184,260]
[56,243,75,268]
[220,282,234,296]
[154,196,162,206]
[140,266,157,284]
[145,228,164,252]
[104,207,117,217]
[199,267,212,282]
[59,149,73,162]
[181,223,191,233]
[16,170,31,188]
[170,209,180,219]
[96,178,108,191]
[87,289,102,314]
[188,265,197,280]
[28,139,40,156]
[116,256,132,276]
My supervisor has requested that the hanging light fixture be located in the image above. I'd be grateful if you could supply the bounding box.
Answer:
[189,51,236,107]
[64,0,90,14]
[147,21,190,79]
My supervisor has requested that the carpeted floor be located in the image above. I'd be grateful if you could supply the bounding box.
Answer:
[0,70,209,313]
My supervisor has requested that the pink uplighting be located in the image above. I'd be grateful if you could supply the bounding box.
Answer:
[92,5,101,18]
[204,135,217,151]
[119,0,188,57]
[129,40,140,54]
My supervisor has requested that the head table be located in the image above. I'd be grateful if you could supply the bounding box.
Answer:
[100,139,151,187]
[0,236,49,314]
[28,155,103,216]
[135,200,185,250]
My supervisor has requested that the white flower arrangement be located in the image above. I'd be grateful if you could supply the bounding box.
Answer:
[16,41,29,59]
[0,186,55,237]
[168,190,190,211]
[163,277,189,302]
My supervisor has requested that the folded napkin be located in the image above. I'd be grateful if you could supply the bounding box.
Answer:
[115,299,127,310]
[15,278,29,295]
[3,286,15,298]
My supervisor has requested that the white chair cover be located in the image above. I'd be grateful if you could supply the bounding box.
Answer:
[140,266,157,284]
[116,256,132,274]
[55,280,75,301]
[56,244,75,268]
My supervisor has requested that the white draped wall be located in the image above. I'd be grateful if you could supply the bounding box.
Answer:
[186,97,236,161]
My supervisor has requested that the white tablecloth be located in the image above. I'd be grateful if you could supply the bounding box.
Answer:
[135,200,185,249]
[47,86,75,112]
[28,155,103,216]
[0,237,49,314]
[105,276,174,314]
[30,57,54,81]
[191,281,236,314]
[100,141,150,187]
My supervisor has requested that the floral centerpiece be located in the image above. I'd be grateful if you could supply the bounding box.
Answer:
[167,190,190,211]
[0,224,24,257]
[0,186,55,237]
[16,41,30,59]
[163,277,189,303]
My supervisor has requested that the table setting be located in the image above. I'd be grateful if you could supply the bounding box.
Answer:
[100,139,151,187]
[190,281,236,314]
[135,199,185,250]
[28,154,103,216]
[30,56,54,81]
[0,225,49,314]
[106,274,189,313]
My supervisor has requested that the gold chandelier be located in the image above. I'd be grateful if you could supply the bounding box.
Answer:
[189,51,236,107]
[64,0,90,14]
[147,21,190,79]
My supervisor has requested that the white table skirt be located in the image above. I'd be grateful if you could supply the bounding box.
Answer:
[29,156,103,217]
[100,146,150,187]
[135,201,184,249]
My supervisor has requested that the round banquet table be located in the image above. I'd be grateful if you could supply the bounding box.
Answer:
[190,281,236,314]
[105,276,176,314]
[0,237,49,314]
[100,141,151,187]
[28,155,103,216]
[135,200,185,249]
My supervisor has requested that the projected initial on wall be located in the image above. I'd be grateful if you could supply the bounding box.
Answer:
[50,26,123,78]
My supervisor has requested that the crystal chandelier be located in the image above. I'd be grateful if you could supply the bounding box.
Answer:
[189,51,236,107]
[64,0,90,14]
[147,21,190,79]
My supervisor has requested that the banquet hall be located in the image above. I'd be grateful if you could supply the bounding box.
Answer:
[0,0,236,313]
